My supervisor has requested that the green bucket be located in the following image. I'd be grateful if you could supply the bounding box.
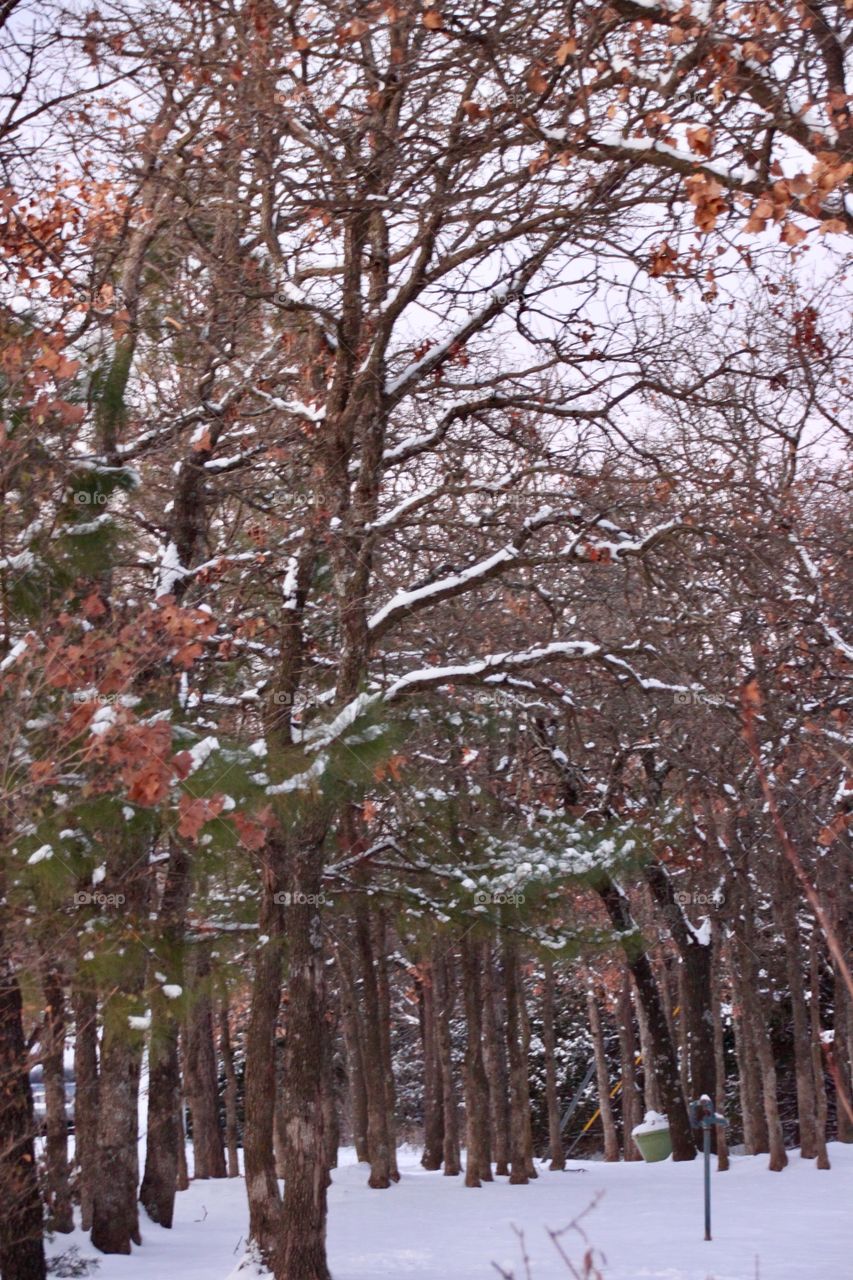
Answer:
[632,1121,672,1163]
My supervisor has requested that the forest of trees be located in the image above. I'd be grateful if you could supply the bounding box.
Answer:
[0,2,851,1279]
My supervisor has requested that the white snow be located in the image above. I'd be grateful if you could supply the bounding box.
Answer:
[44,1143,853,1280]
[27,844,53,865]
[632,1110,670,1136]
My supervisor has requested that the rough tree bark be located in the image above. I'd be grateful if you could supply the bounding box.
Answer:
[502,937,529,1184]
[482,942,510,1175]
[587,990,620,1161]
[140,837,191,1225]
[0,940,46,1280]
[542,958,565,1170]
[338,945,370,1164]
[776,857,817,1158]
[72,974,99,1231]
[219,1002,241,1178]
[354,898,393,1188]
[90,840,149,1254]
[277,835,331,1280]
[418,956,444,1171]
[460,934,492,1186]
[243,861,284,1265]
[374,910,399,1182]
[617,975,642,1161]
[432,943,461,1176]
[42,965,73,1233]
[184,941,226,1180]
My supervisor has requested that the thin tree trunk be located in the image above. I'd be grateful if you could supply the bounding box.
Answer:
[587,991,619,1162]
[354,899,392,1188]
[374,910,399,1182]
[502,937,529,1184]
[72,976,98,1231]
[776,858,817,1158]
[617,975,642,1161]
[518,969,538,1179]
[710,922,729,1171]
[0,941,46,1280]
[418,957,444,1170]
[140,837,191,1225]
[42,966,73,1233]
[433,944,461,1176]
[243,867,284,1265]
[321,1003,340,1175]
[176,1094,189,1191]
[482,942,510,1175]
[277,837,331,1280]
[337,946,370,1163]
[184,942,226,1179]
[219,1002,240,1177]
[460,935,492,1185]
[273,1035,287,1181]
[809,935,830,1170]
[634,987,662,1114]
[542,958,565,1170]
[90,845,149,1254]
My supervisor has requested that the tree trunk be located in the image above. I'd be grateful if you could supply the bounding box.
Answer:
[710,922,729,1171]
[219,1002,241,1178]
[140,837,191,1225]
[374,911,399,1181]
[72,975,99,1231]
[274,1036,287,1181]
[597,876,695,1160]
[337,945,370,1163]
[184,942,226,1179]
[418,957,444,1170]
[321,1003,340,1175]
[542,958,565,1170]
[482,942,510,1175]
[460,935,492,1185]
[518,968,538,1179]
[432,944,461,1176]
[42,966,73,1233]
[243,866,284,1265]
[732,906,783,1167]
[587,991,619,1161]
[776,858,817,1158]
[354,899,392,1188]
[90,844,149,1254]
[502,937,529,1184]
[634,987,662,1114]
[0,944,46,1280]
[277,837,331,1280]
[617,975,642,1161]
[809,935,830,1170]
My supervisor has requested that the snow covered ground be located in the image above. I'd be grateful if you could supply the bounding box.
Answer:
[47,1144,852,1280]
